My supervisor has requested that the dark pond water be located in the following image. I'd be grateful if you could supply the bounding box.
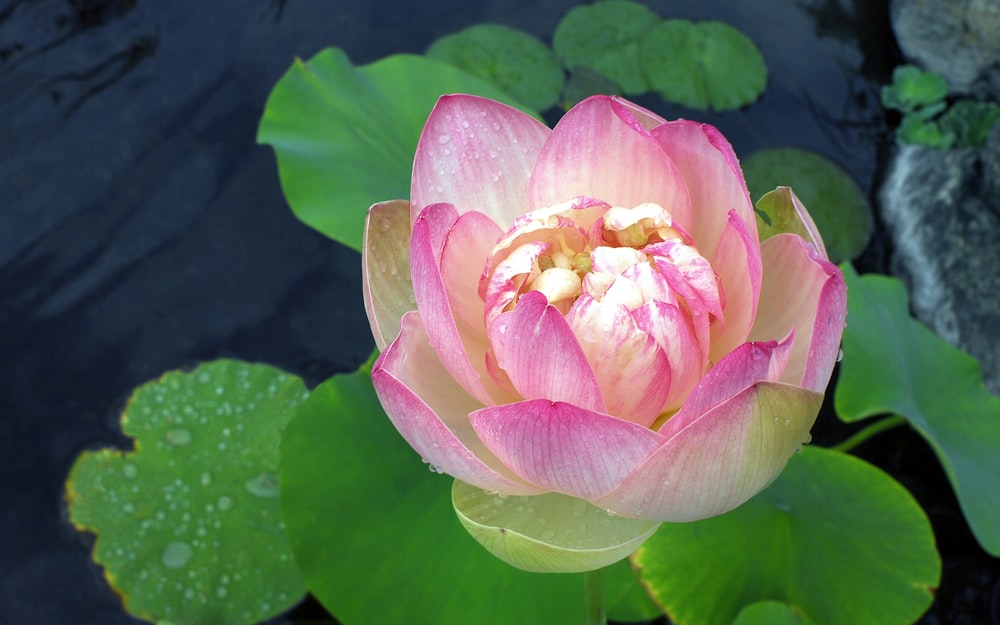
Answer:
[0,0,995,623]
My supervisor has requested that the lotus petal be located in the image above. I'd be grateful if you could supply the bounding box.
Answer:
[489,291,605,413]
[363,200,416,350]
[594,381,822,521]
[411,95,550,229]
[411,202,511,405]
[749,233,847,392]
[373,312,542,495]
[452,481,660,573]
[528,96,692,230]
[469,399,665,500]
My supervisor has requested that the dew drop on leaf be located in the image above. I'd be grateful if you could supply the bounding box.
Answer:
[161,541,193,568]
[244,472,280,499]
[165,429,192,446]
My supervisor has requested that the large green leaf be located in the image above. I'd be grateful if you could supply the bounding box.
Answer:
[426,23,564,112]
[633,447,939,625]
[835,265,1000,556]
[553,0,661,95]
[258,48,536,251]
[66,360,309,625]
[605,558,662,623]
[638,20,767,111]
[742,148,873,262]
[279,358,595,625]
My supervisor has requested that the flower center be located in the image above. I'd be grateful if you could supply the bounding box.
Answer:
[481,198,723,327]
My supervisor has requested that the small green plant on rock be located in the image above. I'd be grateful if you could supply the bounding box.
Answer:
[882,64,1000,149]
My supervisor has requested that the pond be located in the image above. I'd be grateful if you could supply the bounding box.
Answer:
[1,0,996,623]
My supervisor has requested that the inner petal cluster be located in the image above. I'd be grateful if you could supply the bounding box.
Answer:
[480,198,726,423]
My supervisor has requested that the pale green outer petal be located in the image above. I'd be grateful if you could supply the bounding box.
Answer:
[755,187,827,259]
[363,200,416,350]
[453,481,661,573]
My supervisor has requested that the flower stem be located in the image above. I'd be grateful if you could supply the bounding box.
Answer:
[584,567,607,625]
[831,415,908,453]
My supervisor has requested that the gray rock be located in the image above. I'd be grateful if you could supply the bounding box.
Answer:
[879,123,1000,393]
[891,0,1000,98]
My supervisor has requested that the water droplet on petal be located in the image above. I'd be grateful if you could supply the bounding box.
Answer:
[438,133,451,144]
[836,348,845,362]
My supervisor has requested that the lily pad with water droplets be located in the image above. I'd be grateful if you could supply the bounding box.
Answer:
[638,20,767,111]
[633,447,939,625]
[65,360,309,625]
[426,23,564,112]
[553,0,661,95]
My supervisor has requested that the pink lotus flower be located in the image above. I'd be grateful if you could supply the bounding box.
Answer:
[363,94,846,571]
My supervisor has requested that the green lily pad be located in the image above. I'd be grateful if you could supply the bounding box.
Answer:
[731,602,820,625]
[633,447,939,625]
[561,65,622,110]
[553,0,661,95]
[605,558,662,623]
[638,20,767,111]
[65,360,309,625]
[279,356,593,625]
[258,48,537,252]
[835,265,1000,556]
[742,148,873,262]
[426,23,564,112]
